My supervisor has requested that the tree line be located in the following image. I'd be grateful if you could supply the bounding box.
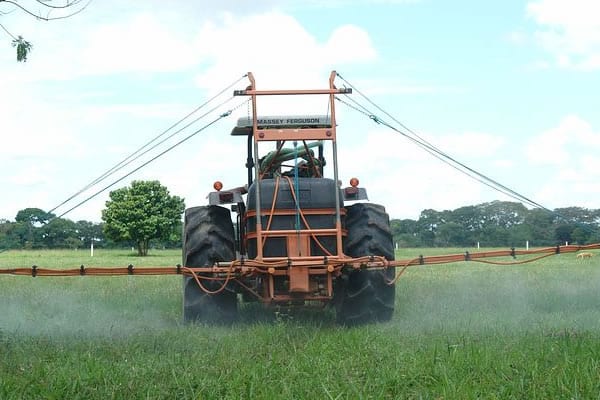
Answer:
[0,181,184,254]
[0,207,182,251]
[391,201,600,248]
[2,187,599,252]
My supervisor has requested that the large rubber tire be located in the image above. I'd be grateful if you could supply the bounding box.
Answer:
[182,206,237,323]
[336,203,396,326]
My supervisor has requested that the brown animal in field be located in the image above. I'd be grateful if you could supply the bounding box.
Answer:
[576,252,594,259]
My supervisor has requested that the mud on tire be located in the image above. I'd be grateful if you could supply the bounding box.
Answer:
[182,205,237,323]
[335,203,396,326]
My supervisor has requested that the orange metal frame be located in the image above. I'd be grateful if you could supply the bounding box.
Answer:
[3,244,600,304]
[235,71,350,264]
[232,71,352,299]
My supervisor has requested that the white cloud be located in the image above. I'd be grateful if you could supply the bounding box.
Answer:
[506,31,528,45]
[338,77,465,96]
[77,13,198,75]
[5,164,54,187]
[295,0,420,7]
[527,0,600,69]
[526,114,600,166]
[0,83,87,159]
[83,103,191,123]
[193,12,377,93]
[338,127,512,218]
[527,115,600,209]
[325,25,377,64]
[0,11,199,81]
[0,5,384,222]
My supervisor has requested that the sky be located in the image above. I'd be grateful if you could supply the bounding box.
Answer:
[1,0,599,222]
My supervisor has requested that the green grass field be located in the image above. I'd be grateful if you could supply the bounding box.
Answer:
[1,248,600,399]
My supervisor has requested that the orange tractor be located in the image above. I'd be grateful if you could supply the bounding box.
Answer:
[182,71,396,325]
[2,71,597,324]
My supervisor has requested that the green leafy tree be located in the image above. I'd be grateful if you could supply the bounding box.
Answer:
[15,207,54,226]
[555,223,575,244]
[75,220,104,247]
[0,219,19,249]
[478,201,528,235]
[390,218,420,247]
[42,217,78,248]
[524,208,554,246]
[13,207,54,248]
[436,222,469,247]
[506,223,532,247]
[571,226,590,245]
[102,180,185,256]
[386,202,600,248]
[417,209,449,247]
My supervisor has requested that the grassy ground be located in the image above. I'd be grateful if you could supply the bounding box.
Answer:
[1,248,600,399]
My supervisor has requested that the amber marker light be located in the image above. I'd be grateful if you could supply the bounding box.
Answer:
[213,181,223,191]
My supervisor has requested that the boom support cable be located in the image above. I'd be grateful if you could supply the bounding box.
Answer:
[55,99,249,219]
[334,73,552,212]
[48,74,248,215]
[335,75,599,235]
[339,95,544,210]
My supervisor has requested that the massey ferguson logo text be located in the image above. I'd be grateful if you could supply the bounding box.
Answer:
[257,118,324,125]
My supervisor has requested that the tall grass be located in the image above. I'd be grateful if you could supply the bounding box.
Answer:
[1,248,600,399]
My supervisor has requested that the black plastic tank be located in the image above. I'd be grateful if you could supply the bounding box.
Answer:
[246,178,343,258]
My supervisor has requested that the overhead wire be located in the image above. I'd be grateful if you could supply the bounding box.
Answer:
[335,73,600,237]
[55,98,249,219]
[335,95,539,209]
[48,74,248,215]
[334,73,553,212]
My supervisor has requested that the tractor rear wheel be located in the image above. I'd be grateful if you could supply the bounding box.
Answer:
[336,203,396,325]
[182,205,237,323]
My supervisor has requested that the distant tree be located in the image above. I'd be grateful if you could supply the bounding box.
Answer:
[481,225,509,247]
[417,208,454,247]
[436,222,469,247]
[571,226,590,245]
[42,217,78,248]
[0,218,19,249]
[13,207,54,248]
[102,180,185,256]
[524,208,554,246]
[75,220,104,246]
[15,207,54,226]
[389,202,600,248]
[452,205,483,231]
[506,223,532,247]
[554,207,597,225]
[479,201,528,229]
[555,224,575,244]
[0,0,91,62]
[390,218,420,247]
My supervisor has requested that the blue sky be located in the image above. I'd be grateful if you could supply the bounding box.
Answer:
[1,0,599,222]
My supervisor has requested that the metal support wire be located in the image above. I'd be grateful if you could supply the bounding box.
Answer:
[335,72,594,234]
[56,99,248,219]
[48,74,248,216]
[334,90,550,212]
